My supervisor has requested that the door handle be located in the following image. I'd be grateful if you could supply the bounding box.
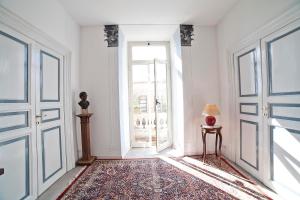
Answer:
[262,105,269,117]
[36,115,42,125]
[155,99,161,105]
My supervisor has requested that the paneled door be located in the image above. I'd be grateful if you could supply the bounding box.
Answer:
[234,18,300,198]
[35,46,66,194]
[261,19,300,198]
[233,42,264,179]
[0,24,34,200]
[0,18,68,199]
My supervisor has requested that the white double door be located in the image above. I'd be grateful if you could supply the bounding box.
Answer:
[234,19,300,197]
[129,59,172,152]
[0,25,66,199]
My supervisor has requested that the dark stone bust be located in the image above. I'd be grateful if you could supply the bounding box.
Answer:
[78,92,90,110]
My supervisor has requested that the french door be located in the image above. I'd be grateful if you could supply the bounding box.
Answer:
[128,42,172,151]
[0,24,66,199]
[154,60,171,152]
[234,19,300,197]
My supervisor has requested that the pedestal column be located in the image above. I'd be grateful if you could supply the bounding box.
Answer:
[76,113,96,165]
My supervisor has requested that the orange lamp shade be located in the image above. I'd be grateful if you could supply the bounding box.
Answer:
[202,104,220,116]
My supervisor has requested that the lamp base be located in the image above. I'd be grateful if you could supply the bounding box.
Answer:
[205,116,216,126]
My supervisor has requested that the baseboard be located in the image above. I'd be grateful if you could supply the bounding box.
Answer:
[96,156,123,159]
[184,150,218,156]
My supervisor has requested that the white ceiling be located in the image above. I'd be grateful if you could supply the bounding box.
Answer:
[58,0,240,26]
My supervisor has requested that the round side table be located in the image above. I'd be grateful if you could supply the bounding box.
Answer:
[201,125,222,161]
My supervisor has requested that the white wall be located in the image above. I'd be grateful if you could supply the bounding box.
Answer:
[170,27,184,155]
[216,0,300,160]
[182,26,220,155]
[80,26,122,158]
[118,28,130,156]
[81,25,184,157]
[0,0,81,160]
[117,25,220,156]
[79,25,220,157]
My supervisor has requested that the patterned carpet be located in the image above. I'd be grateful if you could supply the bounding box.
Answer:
[58,155,271,200]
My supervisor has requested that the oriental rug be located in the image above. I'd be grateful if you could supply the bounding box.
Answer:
[58,155,271,200]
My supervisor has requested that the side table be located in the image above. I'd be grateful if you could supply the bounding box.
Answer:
[201,125,222,161]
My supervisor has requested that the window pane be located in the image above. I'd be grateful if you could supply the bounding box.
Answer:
[132,46,167,60]
[156,63,167,82]
[132,65,148,83]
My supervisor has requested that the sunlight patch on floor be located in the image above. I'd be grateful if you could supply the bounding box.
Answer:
[182,157,251,185]
[158,155,265,200]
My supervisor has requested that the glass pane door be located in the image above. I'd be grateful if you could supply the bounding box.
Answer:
[129,42,172,151]
[154,60,170,152]
[130,64,156,147]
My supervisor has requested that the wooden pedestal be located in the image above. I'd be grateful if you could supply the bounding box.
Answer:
[76,113,96,165]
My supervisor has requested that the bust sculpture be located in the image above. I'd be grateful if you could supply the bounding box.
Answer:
[78,92,90,114]
[76,92,95,165]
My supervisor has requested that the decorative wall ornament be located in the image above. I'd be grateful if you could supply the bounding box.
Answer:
[180,24,194,46]
[104,25,118,47]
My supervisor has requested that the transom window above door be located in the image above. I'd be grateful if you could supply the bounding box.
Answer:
[131,45,167,61]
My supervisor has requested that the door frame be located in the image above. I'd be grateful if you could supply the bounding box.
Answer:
[127,41,173,150]
[0,5,75,199]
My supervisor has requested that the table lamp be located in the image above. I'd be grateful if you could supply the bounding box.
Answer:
[202,104,220,126]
